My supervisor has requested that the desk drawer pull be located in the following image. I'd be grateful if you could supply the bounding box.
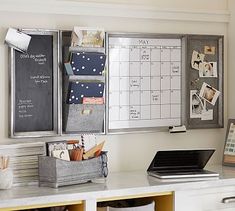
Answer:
[222,197,235,204]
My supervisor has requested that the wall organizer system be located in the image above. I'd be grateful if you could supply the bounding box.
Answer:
[61,30,106,134]
[8,29,224,137]
[106,33,223,133]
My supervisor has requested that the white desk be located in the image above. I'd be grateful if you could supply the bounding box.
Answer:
[1,165,235,211]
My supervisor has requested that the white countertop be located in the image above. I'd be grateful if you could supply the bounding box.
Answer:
[1,165,235,209]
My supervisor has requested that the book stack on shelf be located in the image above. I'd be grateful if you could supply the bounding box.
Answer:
[0,142,45,186]
[63,27,106,134]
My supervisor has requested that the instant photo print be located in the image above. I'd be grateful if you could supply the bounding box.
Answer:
[199,82,220,106]
[191,50,205,71]
[199,62,217,77]
[204,46,216,55]
[190,90,205,118]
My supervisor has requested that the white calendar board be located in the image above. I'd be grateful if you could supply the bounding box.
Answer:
[107,34,182,131]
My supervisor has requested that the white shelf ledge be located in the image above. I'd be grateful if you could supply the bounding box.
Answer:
[0,0,230,23]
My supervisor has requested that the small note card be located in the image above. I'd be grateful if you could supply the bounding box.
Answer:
[5,28,31,53]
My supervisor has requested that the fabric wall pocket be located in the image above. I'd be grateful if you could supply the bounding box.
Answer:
[67,52,106,76]
[63,104,105,133]
[67,81,104,104]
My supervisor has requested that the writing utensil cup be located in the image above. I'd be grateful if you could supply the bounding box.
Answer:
[0,168,13,189]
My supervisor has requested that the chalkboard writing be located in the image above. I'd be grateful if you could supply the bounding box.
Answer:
[14,35,54,132]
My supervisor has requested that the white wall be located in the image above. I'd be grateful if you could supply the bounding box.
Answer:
[228,0,235,118]
[0,0,228,172]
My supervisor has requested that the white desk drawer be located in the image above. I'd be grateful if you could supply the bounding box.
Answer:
[175,186,235,211]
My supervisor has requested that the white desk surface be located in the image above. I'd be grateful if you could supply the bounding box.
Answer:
[1,165,235,209]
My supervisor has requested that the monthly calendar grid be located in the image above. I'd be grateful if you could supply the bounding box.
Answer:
[108,37,181,129]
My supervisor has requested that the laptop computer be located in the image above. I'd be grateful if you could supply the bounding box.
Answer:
[147,149,219,179]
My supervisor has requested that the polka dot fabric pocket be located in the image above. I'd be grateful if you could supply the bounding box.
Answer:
[67,81,104,104]
[70,52,106,75]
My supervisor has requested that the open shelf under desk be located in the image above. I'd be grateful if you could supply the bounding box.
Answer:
[68,192,173,211]
[97,191,173,211]
[0,201,83,211]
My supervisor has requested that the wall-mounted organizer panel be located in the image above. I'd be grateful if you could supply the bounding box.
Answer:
[186,35,224,129]
[106,33,187,133]
[60,31,106,134]
[106,33,224,133]
[8,30,224,137]
[9,29,60,138]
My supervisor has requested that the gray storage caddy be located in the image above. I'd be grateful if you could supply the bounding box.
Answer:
[38,151,108,188]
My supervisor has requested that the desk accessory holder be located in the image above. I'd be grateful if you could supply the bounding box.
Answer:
[0,156,13,189]
[38,151,108,188]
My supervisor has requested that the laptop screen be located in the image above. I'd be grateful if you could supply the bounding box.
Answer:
[148,149,215,171]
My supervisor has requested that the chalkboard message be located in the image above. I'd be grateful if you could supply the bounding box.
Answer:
[14,35,54,132]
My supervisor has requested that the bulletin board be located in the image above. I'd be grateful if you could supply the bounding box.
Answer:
[186,35,224,129]
[106,33,186,133]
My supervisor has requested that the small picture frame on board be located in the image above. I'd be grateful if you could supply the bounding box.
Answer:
[223,119,235,166]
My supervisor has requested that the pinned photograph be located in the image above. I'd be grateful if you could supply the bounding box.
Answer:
[191,50,205,71]
[199,62,217,77]
[199,82,220,105]
[71,27,104,48]
[190,90,205,118]
[204,46,216,55]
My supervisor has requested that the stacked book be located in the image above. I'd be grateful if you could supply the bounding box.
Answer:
[0,142,45,186]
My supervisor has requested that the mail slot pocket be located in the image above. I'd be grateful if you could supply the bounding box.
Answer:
[68,52,106,76]
[63,104,105,133]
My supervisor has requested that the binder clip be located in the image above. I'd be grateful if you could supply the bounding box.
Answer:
[169,125,186,133]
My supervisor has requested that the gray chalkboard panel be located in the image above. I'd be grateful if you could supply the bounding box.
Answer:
[14,35,53,132]
[10,29,59,138]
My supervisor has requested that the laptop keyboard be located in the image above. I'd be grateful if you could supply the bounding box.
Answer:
[154,169,205,176]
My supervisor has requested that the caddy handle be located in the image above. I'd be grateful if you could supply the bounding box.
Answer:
[222,197,235,204]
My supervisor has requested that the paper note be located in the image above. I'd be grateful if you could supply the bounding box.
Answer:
[5,28,31,53]
[201,109,213,121]
[52,150,70,161]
